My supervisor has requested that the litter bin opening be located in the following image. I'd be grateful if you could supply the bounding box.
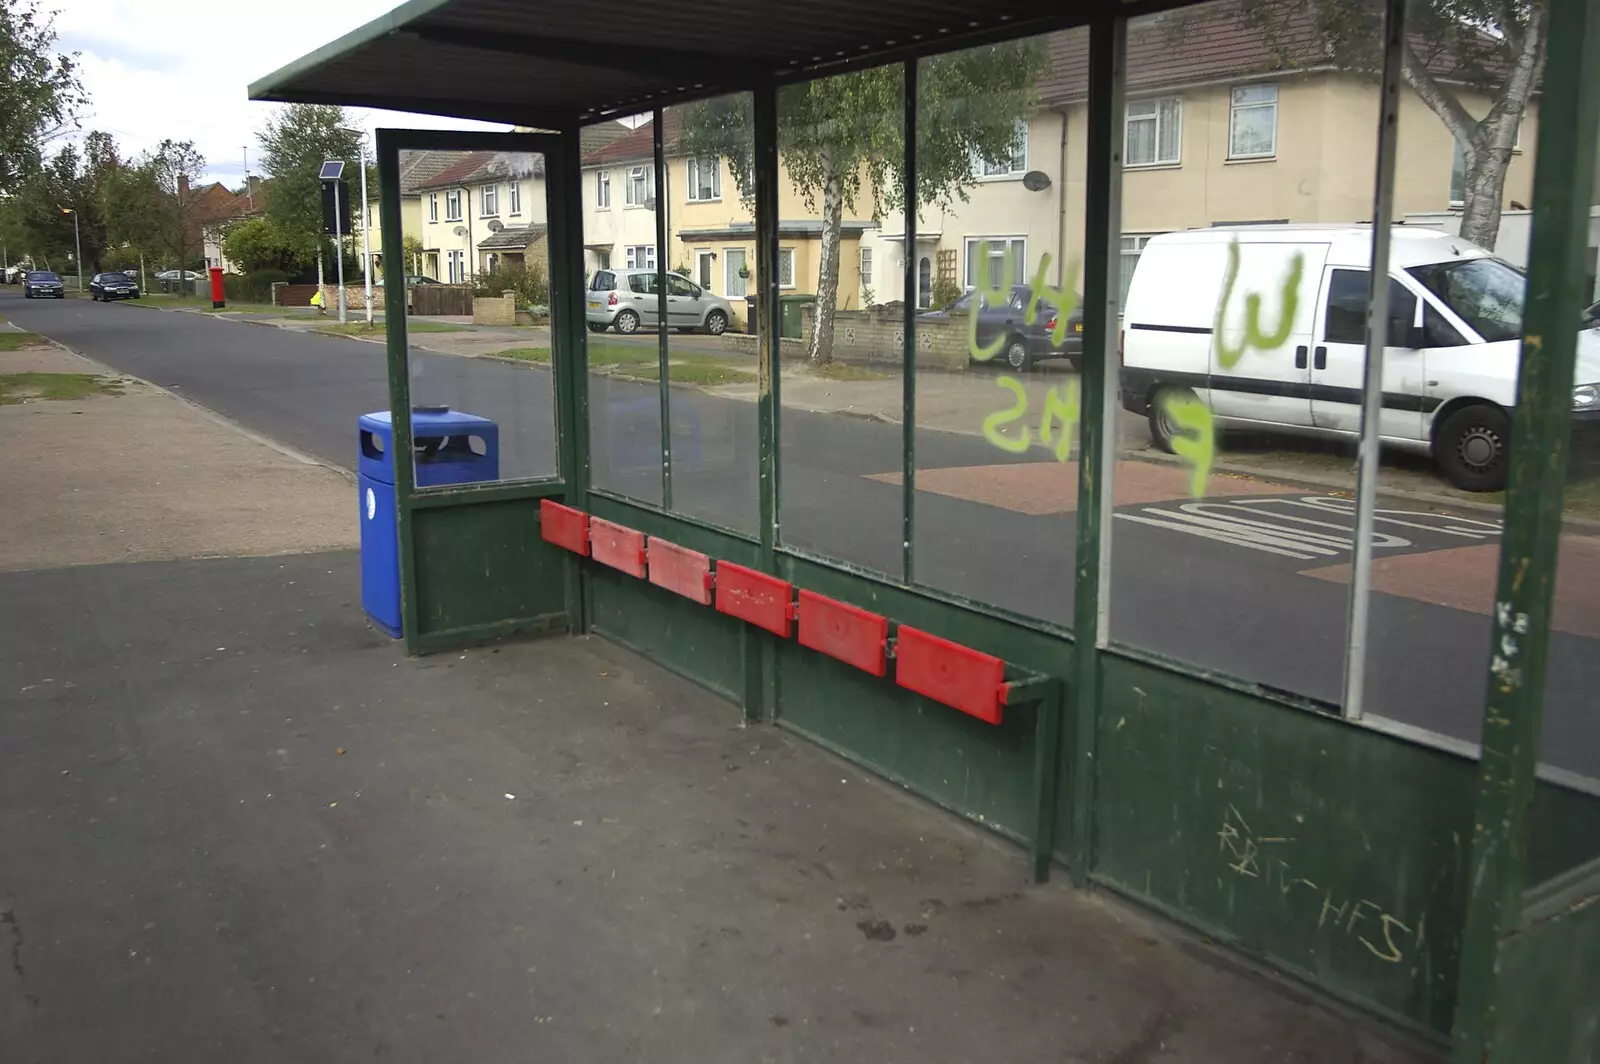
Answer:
[415,434,488,462]
[360,429,386,460]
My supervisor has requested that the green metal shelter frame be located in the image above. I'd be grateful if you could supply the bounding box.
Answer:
[253,0,1600,1057]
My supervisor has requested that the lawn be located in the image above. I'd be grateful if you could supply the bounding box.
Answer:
[813,361,888,381]
[0,372,124,404]
[0,331,48,352]
[483,343,753,386]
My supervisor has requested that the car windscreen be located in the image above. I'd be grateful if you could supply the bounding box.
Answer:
[1405,257,1524,343]
[27,272,59,281]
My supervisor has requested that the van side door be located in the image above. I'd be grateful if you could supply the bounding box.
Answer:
[1207,241,1328,428]
[1308,267,1426,442]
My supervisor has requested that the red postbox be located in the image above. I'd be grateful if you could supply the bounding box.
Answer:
[208,266,225,310]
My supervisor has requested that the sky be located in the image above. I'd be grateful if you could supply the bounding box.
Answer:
[53,0,505,186]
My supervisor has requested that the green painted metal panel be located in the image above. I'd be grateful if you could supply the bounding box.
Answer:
[1092,652,1600,1037]
[411,499,568,642]
[1492,858,1600,1062]
[588,565,746,704]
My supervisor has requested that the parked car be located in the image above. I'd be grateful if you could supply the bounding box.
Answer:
[1119,225,1600,493]
[154,269,202,282]
[1584,299,1600,329]
[920,284,1084,372]
[374,274,440,286]
[90,272,141,301]
[22,271,65,299]
[585,268,733,336]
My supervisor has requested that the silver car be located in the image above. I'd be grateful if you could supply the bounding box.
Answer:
[586,268,733,336]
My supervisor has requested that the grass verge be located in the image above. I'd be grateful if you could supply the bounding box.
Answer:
[0,331,49,352]
[0,372,124,405]
[813,361,889,381]
[488,342,752,386]
[316,320,470,337]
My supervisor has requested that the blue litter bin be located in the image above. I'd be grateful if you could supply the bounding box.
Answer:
[358,407,499,637]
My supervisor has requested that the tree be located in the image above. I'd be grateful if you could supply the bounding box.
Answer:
[256,104,368,274]
[104,139,207,271]
[221,215,303,274]
[12,131,119,273]
[0,0,85,195]
[678,42,1048,364]
[1235,0,1545,250]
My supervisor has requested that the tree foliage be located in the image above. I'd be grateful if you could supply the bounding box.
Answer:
[257,104,368,270]
[104,139,207,269]
[0,0,85,195]
[1231,0,1545,248]
[221,215,304,274]
[10,131,119,273]
[678,40,1048,363]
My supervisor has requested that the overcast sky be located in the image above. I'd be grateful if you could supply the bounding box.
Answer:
[56,0,504,185]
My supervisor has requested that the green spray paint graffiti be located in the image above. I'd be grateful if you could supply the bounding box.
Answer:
[968,238,1302,499]
[1213,237,1304,369]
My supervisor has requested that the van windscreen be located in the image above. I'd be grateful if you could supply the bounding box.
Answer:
[1406,257,1524,343]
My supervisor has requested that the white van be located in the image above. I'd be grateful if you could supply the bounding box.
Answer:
[1120,225,1600,492]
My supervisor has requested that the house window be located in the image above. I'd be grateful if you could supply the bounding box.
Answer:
[777,247,795,289]
[964,237,1026,289]
[625,165,654,207]
[1125,97,1182,167]
[1119,234,1160,304]
[444,189,462,221]
[481,184,499,216]
[695,249,715,291]
[446,249,465,283]
[597,171,611,209]
[725,249,748,297]
[1450,142,1467,206]
[860,246,873,286]
[686,157,721,201]
[1228,84,1278,159]
[974,118,1029,177]
[508,182,521,216]
[428,193,438,222]
[625,245,656,270]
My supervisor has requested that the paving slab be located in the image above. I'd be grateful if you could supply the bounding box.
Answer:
[0,342,355,572]
[0,549,1436,1064]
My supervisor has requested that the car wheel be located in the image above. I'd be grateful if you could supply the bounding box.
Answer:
[1004,336,1032,372]
[1435,403,1510,492]
[614,309,641,335]
[704,309,729,336]
[587,322,607,333]
[1147,385,1201,454]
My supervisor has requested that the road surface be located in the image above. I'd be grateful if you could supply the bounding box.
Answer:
[6,290,1595,782]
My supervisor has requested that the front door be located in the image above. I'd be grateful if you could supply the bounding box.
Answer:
[1309,266,1426,441]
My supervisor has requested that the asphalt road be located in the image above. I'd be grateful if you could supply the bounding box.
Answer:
[6,290,1595,782]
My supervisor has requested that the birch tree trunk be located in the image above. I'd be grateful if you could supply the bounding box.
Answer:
[809,146,845,366]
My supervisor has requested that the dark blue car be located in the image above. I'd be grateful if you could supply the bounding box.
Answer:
[22,271,65,299]
[920,284,1084,372]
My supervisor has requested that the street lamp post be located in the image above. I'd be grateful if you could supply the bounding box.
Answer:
[60,207,82,294]
[339,127,375,325]
[322,159,348,325]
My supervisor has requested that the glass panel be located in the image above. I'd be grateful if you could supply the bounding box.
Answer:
[402,146,557,485]
[911,29,1080,620]
[775,65,906,572]
[664,93,760,533]
[1361,0,1542,761]
[1107,1,1378,708]
[584,112,665,504]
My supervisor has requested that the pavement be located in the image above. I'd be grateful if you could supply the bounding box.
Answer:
[0,297,1440,1062]
[5,290,1596,785]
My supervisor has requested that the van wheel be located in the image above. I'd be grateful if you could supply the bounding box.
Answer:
[614,309,641,335]
[1147,385,1199,454]
[1435,403,1510,492]
[1004,336,1032,372]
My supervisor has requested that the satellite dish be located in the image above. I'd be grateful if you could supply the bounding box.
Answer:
[1022,170,1052,192]
[486,219,504,232]
[453,226,468,237]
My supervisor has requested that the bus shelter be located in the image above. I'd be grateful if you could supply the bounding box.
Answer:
[252,0,1600,1057]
